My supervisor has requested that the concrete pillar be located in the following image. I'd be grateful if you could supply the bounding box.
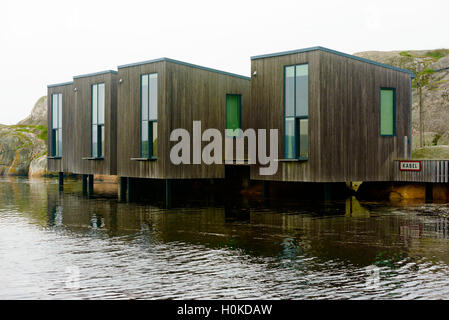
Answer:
[262,181,269,197]
[425,183,433,202]
[323,183,332,201]
[242,176,249,189]
[165,179,172,209]
[58,172,64,190]
[82,174,88,195]
[208,179,215,204]
[119,177,127,202]
[88,174,94,195]
[126,177,133,202]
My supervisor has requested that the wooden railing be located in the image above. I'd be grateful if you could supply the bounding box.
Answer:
[393,160,449,183]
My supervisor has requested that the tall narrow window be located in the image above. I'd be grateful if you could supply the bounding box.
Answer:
[51,93,62,157]
[92,83,105,158]
[380,88,395,136]
[226,94,241,137]
[284,64,308,159]
[141,73,158,158]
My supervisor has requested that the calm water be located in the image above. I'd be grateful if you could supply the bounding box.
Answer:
[1,177,449,299]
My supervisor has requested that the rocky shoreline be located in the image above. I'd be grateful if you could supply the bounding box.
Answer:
[0,97,48,177]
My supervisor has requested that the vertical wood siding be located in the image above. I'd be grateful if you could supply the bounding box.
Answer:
[47,83,74,172]
[48,72,118,175]
[69,72,117,175]
[250,49,412,182]
[116,60,250,179]
[393,160,449,183]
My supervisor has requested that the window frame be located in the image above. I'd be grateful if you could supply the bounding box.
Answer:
[283,63,309,160]
[51,93,62,157]
[380,87,396,137]
[91,83,105,158]
[225,93,242,137]
[140,73,158,159]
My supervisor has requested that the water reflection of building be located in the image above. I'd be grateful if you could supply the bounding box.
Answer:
[47,191,117,231]
[45,188,449,267]
[345,196,370,218]
[399,224,422,239]
[422,218,449,239]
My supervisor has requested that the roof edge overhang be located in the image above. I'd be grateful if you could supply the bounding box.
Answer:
[118,57,251,81]
[47,81,73,88]
[251,46,416,78]
[73,70,118,80]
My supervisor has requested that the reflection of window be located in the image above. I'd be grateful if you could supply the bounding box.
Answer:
[284,64,308,159]
[92,83,105,158]
[141,73,158,158]
[380,88,396,136]
[51,93,62,157]
[226,94,241,136]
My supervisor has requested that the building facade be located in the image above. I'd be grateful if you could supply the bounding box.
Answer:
[47,81,74,173]
[116,58,251,180]
[249,47,414,182]
[47,47,415,199]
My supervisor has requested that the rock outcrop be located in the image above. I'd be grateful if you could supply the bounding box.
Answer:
[431,55,449,71]
[17,96,47,126]
[0,97,48,176]
[28,154,48,177]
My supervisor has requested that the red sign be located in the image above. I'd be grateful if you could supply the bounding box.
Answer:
[399,161,421,171]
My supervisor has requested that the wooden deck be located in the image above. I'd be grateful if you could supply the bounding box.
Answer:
[393,160,449,183]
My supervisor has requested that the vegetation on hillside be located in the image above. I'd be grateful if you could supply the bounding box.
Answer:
[8,124,48,142]
[355,48,449,158]
[412,145,449,160]
[0,97,48,176]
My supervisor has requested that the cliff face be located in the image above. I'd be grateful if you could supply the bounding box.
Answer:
[354,49,449,148]
[17,96,47,126]
[0,97,48,176]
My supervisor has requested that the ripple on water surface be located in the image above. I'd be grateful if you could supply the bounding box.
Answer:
[1,177,449,299]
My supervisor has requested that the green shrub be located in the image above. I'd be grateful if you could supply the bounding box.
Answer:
[37,126,47,141]
[400,51,412,57]
[425,49,449,60]
[432,133,441,146]
[413,146,449,159]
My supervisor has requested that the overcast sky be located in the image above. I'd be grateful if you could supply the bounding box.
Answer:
[0,0,448,125]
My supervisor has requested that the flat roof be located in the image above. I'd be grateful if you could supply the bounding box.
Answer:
[47,81,73,88]
[251,46,416,78]
[73,70,118,80]
[118,57,251,81]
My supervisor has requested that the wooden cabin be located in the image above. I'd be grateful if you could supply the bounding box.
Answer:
[70,70,118,176]
[47,81,74,174]
[47,47,418,202]
[249,46,415,183]
[47,70,118,191]
[116,58,251,183]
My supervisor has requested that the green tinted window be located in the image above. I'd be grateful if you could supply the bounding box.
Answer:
[51,93,62,157]
[284,63,309,159]
[226,94,241,136]
[141,73,158,158]
[285,117,296,158]
[298,118,308,159]
[380,89,395,136]
[91,83,105,157]
[285,66,295,117]
[295,64,308,117]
